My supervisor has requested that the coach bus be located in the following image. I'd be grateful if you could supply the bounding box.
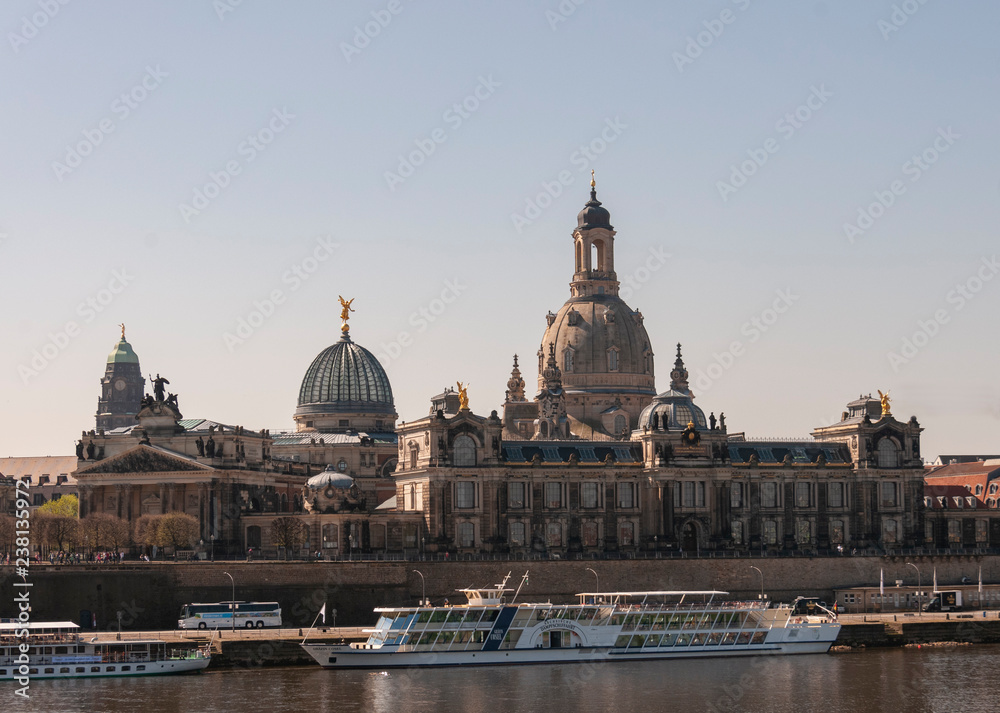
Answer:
[178,601,282,629]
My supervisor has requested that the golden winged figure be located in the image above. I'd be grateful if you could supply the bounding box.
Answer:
[338,296,355,332]
[456,381,470,410]
[878,389,891,416]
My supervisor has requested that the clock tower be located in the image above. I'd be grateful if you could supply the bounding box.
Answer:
[96,326,145,431]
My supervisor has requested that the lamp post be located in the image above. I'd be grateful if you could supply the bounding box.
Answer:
[210,534,215,562]
[750,566,764,603]
[223,571,235,632]
[907,562,922,616]
[413,569,426,606]
[586,568,600,599]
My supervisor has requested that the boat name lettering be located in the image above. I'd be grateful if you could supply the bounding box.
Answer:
[539,619,583,633]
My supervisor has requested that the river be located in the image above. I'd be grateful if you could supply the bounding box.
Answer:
[6,646,997,713]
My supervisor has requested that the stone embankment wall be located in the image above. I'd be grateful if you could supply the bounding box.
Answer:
[3,555,999,630]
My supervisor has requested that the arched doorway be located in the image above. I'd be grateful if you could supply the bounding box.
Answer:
[681,521,699,552]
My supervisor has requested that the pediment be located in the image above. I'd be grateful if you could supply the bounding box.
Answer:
[76,445,213,474]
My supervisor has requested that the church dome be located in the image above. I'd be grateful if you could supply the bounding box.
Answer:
[637,390,708,431]
[107,337,140,364]
[306,464,356,491]
[295,333,395,418]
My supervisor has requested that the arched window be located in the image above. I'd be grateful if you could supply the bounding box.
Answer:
[877,439,898,468]
[509,521,526,546]
[731,520,744,545]
[975,484,984,496]
[883,519,898,544]
[453,434,477,466]
[563,348,574,372]
[619,521,634,546]
[613,414,627,435]
[607,347,619,372]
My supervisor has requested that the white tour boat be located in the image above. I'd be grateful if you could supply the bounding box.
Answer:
[302,572,841,669]
[0,621,211,679]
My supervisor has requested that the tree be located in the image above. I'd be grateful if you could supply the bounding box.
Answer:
[134,514,165,557]
[155,512,199,553]
[0,514,14,554]
[37,494,79,518]
[35,514,80,553]
[81,513,131,553]
[270,517,305,559]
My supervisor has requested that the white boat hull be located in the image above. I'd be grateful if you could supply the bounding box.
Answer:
[1,656,210,680]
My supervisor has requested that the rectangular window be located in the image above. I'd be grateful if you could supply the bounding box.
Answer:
[508,481,526,509]
[509,521,526,546]
[582,521,599,547]
[831,520,844,544]
[618,483,635,509]
[828,482,844,508]
[730,482,743,509]
[795,482,811,508]
[976,519,988,543]
[456,481,476,509]
[881,482,899,508]
[545,482,562,508]
[546,522,562,547]
[761,482,777,508]
[696,482,705,507]
[796,520,811,545]
[682,482,694,507]
[619,521,634,545]
[581,482,599,508]
[731,520,743,545]
[763,520,778,545]
[458,522,474,548]
[883,519,898,544]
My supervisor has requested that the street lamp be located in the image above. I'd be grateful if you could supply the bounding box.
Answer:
[907,562,922,616]
[750,566,764,603]
[413,569,426,606]
[223,571,235,632]
[210,534,215,562]
[586,568,600,599]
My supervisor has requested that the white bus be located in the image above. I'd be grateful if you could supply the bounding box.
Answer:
[178,601,282,629]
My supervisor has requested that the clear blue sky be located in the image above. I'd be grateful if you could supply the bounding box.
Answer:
[2,1,998,460]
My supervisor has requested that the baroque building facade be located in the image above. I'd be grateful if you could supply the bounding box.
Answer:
[64,184,930,558]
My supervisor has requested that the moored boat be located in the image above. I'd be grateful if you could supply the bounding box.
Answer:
[302,572,841,669]
[0,621,211,680]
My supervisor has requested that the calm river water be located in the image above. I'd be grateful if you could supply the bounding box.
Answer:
[6,646,998,713]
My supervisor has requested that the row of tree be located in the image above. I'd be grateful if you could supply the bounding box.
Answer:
[0,495,201,555]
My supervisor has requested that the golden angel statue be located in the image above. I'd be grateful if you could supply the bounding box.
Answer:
[878,389,891,416]
[456,381,470,410]
[338,296,355,332]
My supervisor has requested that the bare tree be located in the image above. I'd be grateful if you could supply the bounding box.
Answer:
[35,514,80,553]
[270,517,305,559]
[81,513,131,554]
[134,514,162,556]
[0,514,15,555]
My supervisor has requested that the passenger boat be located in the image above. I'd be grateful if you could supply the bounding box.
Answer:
[301,572,841,669]
[0,621,211,679]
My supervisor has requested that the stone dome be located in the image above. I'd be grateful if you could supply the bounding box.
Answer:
[637,390,708,431]
[107,337,140,364]
[295,333,395,418]
[306,464,356,491]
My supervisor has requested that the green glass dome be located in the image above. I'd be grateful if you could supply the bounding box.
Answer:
[107,338,140,364]
[295,334,395,417]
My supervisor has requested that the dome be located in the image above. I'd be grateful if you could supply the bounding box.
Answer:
[637,390,708,431]
[107,338,140,364]
[295,333,395,417]
[306,464,356,491]
[577,188,613,230]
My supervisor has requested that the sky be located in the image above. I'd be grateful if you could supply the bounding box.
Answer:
[1,1,998,461]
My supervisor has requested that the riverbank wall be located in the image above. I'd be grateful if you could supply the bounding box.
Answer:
[3,554,1000,631]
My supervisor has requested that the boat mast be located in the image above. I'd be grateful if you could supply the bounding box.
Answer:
[511,571,530,604]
